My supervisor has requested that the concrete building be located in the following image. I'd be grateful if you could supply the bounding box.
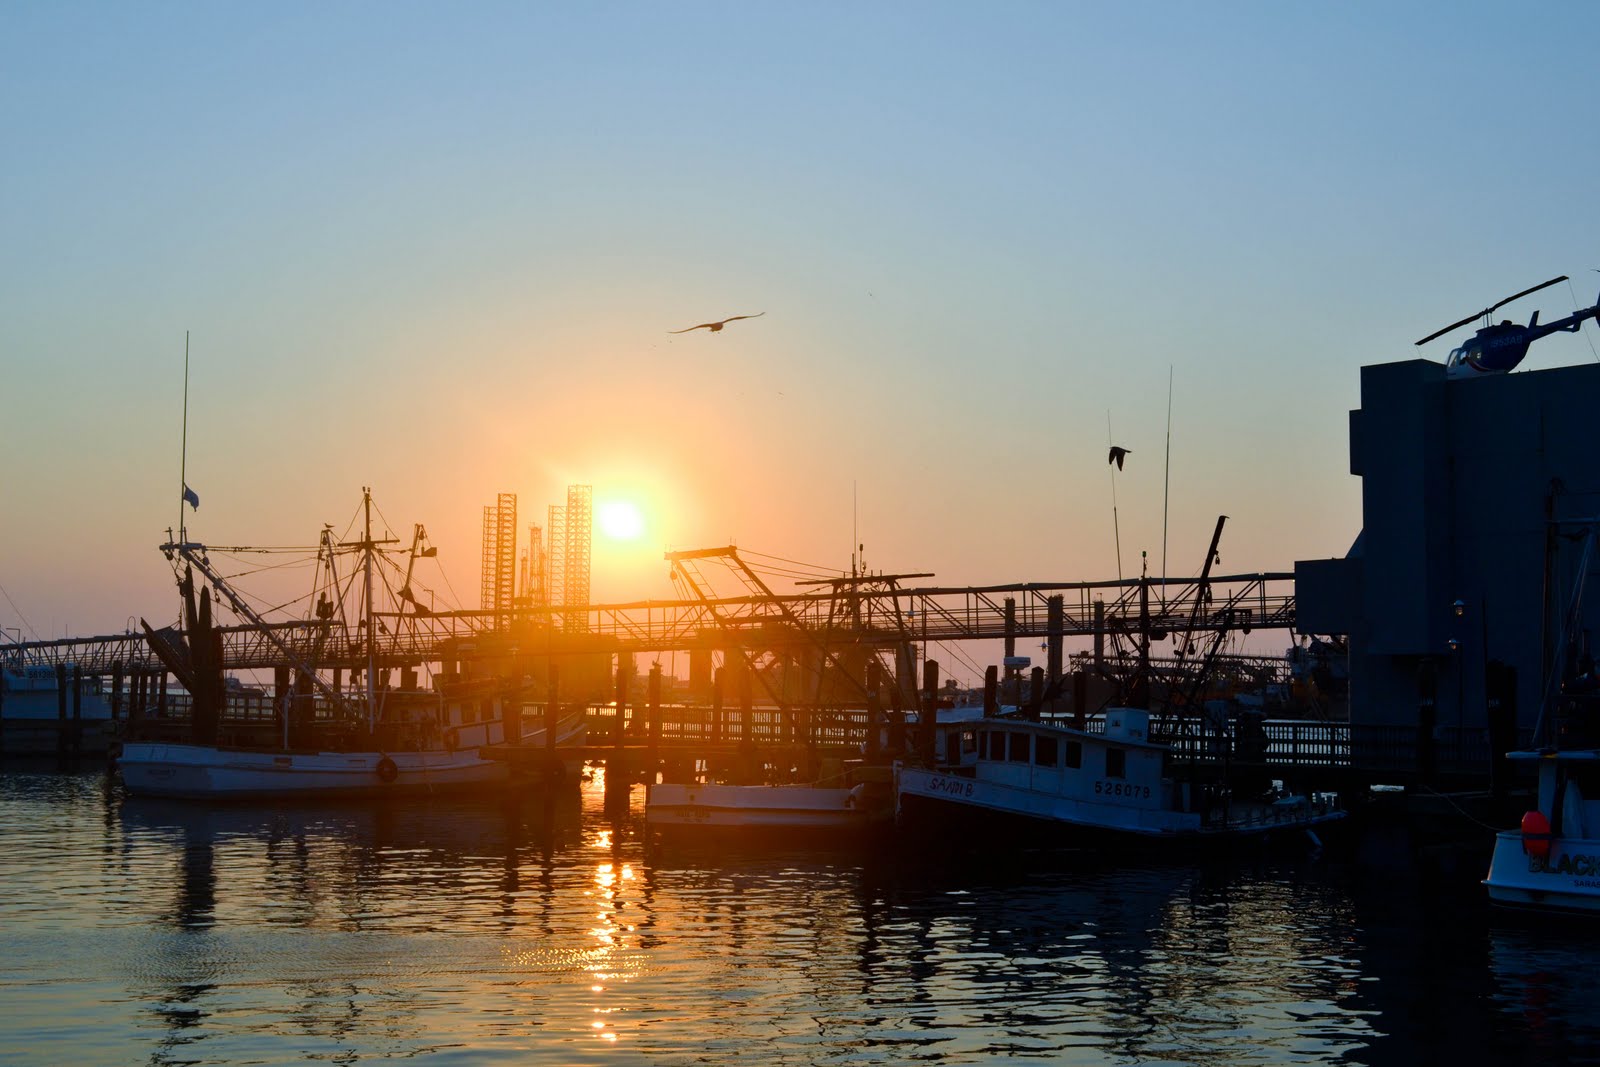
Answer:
[1295,358,1600,745]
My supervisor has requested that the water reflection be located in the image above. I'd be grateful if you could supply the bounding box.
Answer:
[0,767,1596,1064]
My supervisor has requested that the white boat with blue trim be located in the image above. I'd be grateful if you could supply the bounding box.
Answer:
[896,707,1344,844]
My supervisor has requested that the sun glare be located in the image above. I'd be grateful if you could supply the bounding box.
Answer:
[598,500,645,541]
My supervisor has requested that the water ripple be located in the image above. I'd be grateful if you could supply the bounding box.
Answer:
[0,765,1591,1064]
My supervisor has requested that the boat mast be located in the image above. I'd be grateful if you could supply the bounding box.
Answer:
[364,486,376,733]
[179,331,189,546]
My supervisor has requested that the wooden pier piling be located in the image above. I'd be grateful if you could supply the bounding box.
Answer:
[919,660,939,763]
[110,662,123,723]
[865,660,883,759]
[612,662,626,751]
[710,667,724,745]
[546,663,560,765]
[56,664,67,758]
[647,664,662,782]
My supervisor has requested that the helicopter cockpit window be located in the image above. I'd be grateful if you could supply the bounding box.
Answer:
[1448,346,1466,367]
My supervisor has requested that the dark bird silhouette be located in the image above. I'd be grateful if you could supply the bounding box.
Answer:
[669,312,765,334]
[1108,446,1131,470]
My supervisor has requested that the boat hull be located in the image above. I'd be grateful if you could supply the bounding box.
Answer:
[1484,830,1600,914]
[896,766,1343,847]
[646,782,891,837]
[117,742,515,799]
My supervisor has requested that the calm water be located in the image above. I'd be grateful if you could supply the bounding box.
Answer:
[0,766,1596,1066]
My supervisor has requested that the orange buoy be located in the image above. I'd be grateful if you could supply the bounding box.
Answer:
[1521,809,1552,860]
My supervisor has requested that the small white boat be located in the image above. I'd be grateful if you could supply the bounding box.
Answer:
[1483,749,1600,913]
[896,707,1344,844]
[646,764,894,838]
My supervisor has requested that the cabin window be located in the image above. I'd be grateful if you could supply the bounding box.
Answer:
[1034,735,1058,767]
[1105,747,1126,779]
[1064,741,1083,769]
[1008,732,1030,762]
[961,730,978,755]
[986,730,1006,760]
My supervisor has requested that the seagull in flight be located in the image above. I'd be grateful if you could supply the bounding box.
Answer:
[669,312,765,334]
[1108,446,1132,470]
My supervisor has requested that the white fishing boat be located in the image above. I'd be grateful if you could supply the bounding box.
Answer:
[1483,525,1600,913]
[119,489,585,800]
[118,707,589,800]
[1483,749,1600,913]
[896,707,1343,844]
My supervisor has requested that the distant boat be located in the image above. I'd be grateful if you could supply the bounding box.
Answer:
[118,489,584,800]
[896,707,1344,845]
[0,660,116,754]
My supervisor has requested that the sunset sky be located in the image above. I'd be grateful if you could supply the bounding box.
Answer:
[5,3,1599,650]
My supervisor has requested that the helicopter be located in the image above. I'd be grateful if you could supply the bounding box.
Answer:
[1415,274,1600,380]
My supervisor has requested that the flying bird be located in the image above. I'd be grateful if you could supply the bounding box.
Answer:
[669,312,765,334]
[1108,446,1131,470]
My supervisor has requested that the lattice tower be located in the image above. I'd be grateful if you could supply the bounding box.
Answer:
[563,485,592,633]
[546,503,567,625]
[525,524,547,607]
[479,493,517,626]
[480,506,496,611]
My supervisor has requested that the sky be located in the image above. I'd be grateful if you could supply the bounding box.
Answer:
[4,2,1600,648]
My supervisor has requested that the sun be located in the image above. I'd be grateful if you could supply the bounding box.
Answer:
[598,500,645,541]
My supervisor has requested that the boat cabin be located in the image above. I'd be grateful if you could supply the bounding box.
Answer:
[949,709,1173,811]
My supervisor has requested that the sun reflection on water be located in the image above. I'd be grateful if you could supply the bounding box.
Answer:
[585,836,639,1046]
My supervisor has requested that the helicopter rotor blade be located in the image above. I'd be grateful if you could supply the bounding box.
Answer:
[1414,275,1571,346]
[1416,312,1486,346]
[1489,275,1568,313]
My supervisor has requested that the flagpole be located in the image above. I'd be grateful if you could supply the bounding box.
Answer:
[180,331,189,546]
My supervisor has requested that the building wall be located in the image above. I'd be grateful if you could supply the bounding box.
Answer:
[1296,358,1600,734]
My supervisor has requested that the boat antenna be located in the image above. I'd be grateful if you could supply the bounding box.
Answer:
[1108,411,1123,583]
[179,331,189,546]
[1161,366,1173,608]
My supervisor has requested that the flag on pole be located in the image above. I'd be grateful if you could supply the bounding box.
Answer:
[183,484,200,511]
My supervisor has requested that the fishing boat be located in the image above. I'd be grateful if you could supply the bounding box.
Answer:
[1484,525,1600,913]
[118,489,584,800]
[895,707,1343,844]
[1482,749,1600,913]
[898,518,1343,846]
[118,706,588,800]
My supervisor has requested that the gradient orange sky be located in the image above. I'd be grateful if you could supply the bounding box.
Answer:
[5,4,1599,647]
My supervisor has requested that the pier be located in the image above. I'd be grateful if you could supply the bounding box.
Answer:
[0,555,1509,792]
